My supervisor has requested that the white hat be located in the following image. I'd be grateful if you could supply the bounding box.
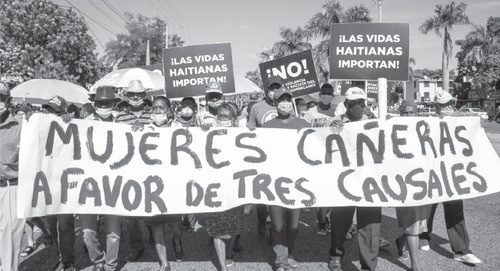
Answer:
[127,80,145,93]
[434,90,456,104]
[345,87,366,100]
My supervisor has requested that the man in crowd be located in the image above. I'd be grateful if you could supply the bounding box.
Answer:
[80,86,123,271]
[40,96,78,271]
[115,80,150,262]
[417,89,482,265]
[262,87,310,271]
[196,81,224,129]
[303,83,337,235]
[0,83,26,271]
[247,76,282,236]
[328,87,381,271]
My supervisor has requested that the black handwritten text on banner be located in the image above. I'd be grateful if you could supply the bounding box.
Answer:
[18,114,500,218]
[163,43,235,98]
[259,50,320,97]
[329,23,410,81]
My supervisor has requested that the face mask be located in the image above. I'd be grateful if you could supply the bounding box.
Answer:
[207,99,223,108]
[180,107,194,118]
[346,104,364,121]
[151,113,168,125]
[111,110,119,118]
[320,95,334,105]
[277,101,293,116]
[96,107,112,118]
[216,119,233,127]
[128,99,143,107]
[14,113,24,122]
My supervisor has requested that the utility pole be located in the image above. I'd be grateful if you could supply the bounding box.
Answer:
[165,24,169,49]
[377,0,383,22]
[146,40,150,65]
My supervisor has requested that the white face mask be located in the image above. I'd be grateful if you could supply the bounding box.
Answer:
[320,95,334,105]
[180,107,194,118]
[0,102,5,114]
[277,101,293,116]
[216,119,233,127]
[111,110,120,118]
[151,113,168,125]
[207,99,223,108]
[128,99,143,107]
[96,107,112,118]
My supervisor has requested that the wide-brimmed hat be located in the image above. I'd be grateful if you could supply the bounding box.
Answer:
[434,89,456,104]
[127,79,145,93]
[91,86,120,102]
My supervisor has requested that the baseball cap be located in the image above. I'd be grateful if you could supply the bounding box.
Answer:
[127,80,145,93]
[274,87,292,100]
[345,87,366,100]
[42,96,67,113]
[267,76,283,89]
[205,81,223,94]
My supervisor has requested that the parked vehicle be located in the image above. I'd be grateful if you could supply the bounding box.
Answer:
[458,108,489,120]
[418,107,436,117]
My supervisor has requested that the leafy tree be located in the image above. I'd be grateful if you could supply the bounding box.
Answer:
[419,1,470,92]
[455,17,500,88]
[0,0,105,87]
[103,13,185,69]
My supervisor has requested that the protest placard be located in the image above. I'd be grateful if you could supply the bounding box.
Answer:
[163,43,235,98]
[18,114,500,218]
[330,23,410,81]
[259,50,320,96]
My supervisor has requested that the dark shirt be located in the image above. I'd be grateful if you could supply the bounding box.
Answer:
[262,116,311,130]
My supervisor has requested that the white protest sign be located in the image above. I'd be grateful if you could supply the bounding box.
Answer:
[18,114,500,218]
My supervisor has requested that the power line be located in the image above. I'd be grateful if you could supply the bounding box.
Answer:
[102,0,127,23]
[63,0,116,35]
[88,0,127,32]
[164,0,192,41]
[155,0,186,37]
[150,0,172,24]
[59,4,105,50]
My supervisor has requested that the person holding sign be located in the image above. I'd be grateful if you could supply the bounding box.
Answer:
[144,96,185,271]
[262,87,311,271]
[304,83,337,127]
[303,83,337,236]
[80,86,123,271]
[328,87,382,271]
[394,102,432,271]
[247,76,282,236]
[171,97,197,128]
[204,102,245,271]
[417,90,482,265]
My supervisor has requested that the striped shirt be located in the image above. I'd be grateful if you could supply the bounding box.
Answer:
[115,110,152,125]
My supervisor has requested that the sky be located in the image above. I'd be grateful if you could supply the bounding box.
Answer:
[51,0,500,78]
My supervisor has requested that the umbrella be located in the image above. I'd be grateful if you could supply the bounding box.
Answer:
[10,79,90,106]
[90,68,165,93]
[234,77,262,93]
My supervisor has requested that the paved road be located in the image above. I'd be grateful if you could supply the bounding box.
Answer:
[14,121,500,271]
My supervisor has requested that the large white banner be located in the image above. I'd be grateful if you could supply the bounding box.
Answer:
[18,114,500,218]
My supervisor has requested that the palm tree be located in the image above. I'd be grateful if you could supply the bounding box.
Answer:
[272,27,312,58]
[305,0,371,83]
[419,1,470,92]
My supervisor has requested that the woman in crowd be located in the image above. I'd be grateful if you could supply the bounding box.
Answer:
[204,103,245,271]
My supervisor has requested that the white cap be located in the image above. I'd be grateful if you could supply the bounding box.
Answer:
[345,87,366,100]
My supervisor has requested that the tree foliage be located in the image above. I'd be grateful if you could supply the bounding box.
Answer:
[455,17,500,88]
[0,0,105,87]
[103,13,185,69]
